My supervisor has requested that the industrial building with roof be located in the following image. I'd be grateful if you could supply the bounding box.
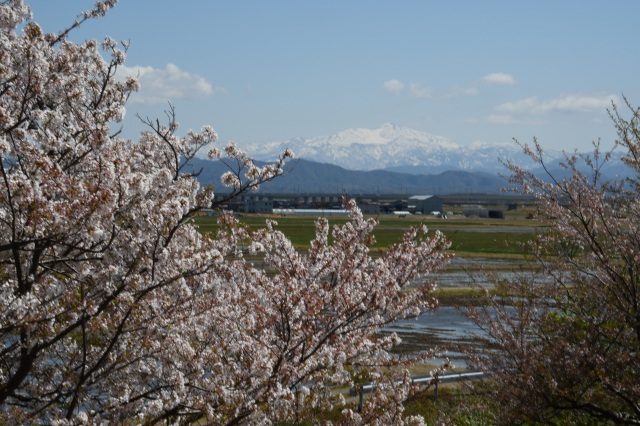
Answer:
[408,195,443,215]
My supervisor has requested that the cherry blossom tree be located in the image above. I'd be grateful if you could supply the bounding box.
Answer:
[466,100,640,425]
[0,1,451,423]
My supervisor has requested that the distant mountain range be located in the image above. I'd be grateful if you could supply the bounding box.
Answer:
[192,158,510,194]
[238,123,563,174]
[191,123,631,194]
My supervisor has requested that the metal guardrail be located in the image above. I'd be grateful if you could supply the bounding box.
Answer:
[354,371,486,411]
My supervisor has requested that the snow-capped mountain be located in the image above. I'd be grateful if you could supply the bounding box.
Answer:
[239,123,559,174]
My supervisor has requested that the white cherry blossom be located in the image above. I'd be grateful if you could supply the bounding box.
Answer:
[0,2,450,424]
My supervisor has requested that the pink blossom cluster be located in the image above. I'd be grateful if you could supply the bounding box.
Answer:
[465,102,640,423]
[0,1,451,424]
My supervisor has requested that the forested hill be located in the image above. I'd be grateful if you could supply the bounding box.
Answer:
[191,158,508,194]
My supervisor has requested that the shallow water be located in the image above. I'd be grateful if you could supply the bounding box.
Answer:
[388,307,482,340]
[385,306,482,368]
[391,257,537,367]
[425,256,533,288]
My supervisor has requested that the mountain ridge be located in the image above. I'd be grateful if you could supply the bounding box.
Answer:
[237,123,562,174]
[191,158,510,194]
[194,124,631,194]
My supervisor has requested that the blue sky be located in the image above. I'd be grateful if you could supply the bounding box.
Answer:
[26,1,640,152]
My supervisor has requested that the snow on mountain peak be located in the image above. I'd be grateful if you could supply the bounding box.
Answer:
[302,123,458,149]
[239,124,556,172]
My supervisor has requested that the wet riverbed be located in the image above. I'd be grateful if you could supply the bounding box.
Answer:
[384,306,482,368]
[388,256,538,367]
[426,256,533,288]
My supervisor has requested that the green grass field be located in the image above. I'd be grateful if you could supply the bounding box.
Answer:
[193,210,541,257]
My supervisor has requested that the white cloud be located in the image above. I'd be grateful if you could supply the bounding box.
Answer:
[382,79,405,95]
[541,94,618,113]
[495,96,539,114]
[483,72,516,85]
[384,80,477,100]
[118,63,216,104]
[409,83,435,99]
[496,94,618,115]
